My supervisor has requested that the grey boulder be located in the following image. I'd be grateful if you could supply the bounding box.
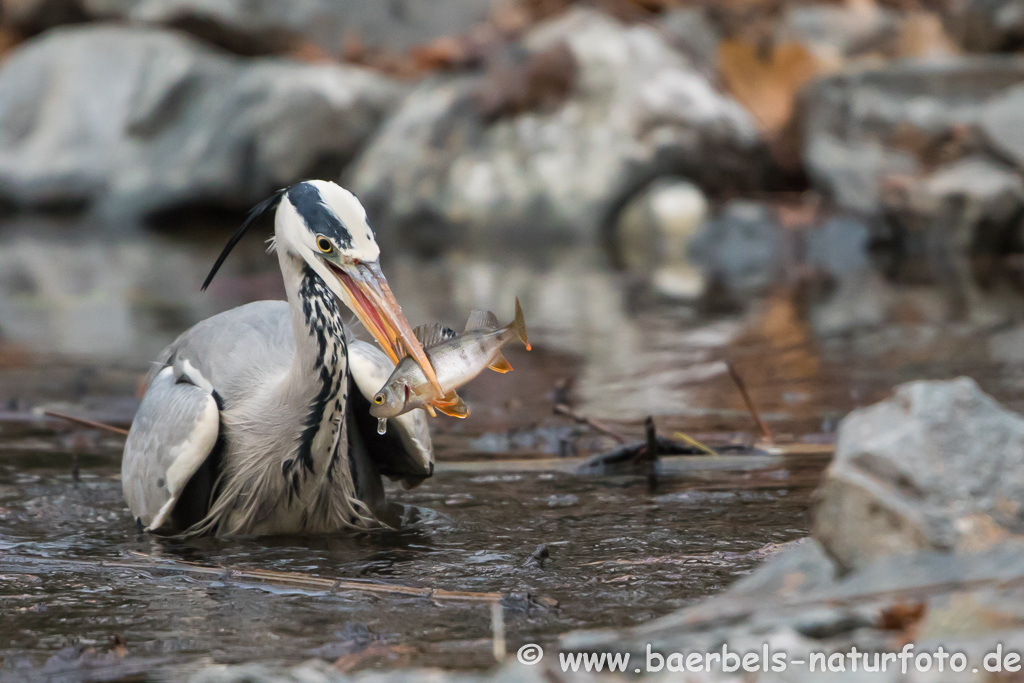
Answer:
[802,57,1024,215]
[348,8,764,252]
[0,25,402,220]
[815,377,1024,573]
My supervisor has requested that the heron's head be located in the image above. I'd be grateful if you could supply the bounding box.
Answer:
[203,180,441,394]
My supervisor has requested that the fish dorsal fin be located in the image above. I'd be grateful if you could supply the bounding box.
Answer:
[488,351,513,374]
[434,391,469,419]
[412,323,458,349]
[464,309,499,332]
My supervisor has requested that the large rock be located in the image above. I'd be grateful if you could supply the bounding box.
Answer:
[0,25,402,219]
[815,377,1024,573]
[803,57,1024,216]
[348,8,765,252]
[4,0,500,55]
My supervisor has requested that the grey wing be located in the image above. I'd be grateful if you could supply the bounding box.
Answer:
[348,339,434,486]
[144,300,295,405]
[122,366,220,533]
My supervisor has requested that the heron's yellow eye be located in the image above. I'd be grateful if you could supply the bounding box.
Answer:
[316,236,333,253]
[373,395,384,404]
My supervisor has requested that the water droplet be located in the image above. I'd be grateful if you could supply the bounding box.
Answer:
[377,418,387,435]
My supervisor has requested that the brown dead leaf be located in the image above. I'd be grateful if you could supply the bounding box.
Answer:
[718,39,826,135]
[878,602,927,643]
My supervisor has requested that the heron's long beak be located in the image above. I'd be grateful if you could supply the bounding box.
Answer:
[327,260,443,395]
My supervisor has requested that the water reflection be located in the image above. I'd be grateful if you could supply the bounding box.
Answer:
[3,216,1024,425]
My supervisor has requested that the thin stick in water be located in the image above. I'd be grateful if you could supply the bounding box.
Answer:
[43,410,130,436]
[554,403,627,444]
[725,362,773,445]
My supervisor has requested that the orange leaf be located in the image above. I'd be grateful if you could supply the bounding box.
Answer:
[718,39,824,135]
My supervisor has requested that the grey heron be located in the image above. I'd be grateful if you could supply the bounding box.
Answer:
[122,180,442,536]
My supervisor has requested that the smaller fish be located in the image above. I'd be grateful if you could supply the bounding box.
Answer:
[370,299,530,420]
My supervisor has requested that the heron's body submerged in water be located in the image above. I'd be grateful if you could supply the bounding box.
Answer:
[122,181,440,536]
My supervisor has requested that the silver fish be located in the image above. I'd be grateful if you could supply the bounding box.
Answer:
[370,299,530,420]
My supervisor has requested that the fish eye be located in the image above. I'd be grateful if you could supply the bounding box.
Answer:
[316,236,333,253]
[373,394,384,405]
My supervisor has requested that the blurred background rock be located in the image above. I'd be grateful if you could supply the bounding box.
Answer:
[2,0,1024,375]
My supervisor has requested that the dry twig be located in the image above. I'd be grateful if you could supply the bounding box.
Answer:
[553,403,627,444]
[725,362,774,445]
[43,410,129,436]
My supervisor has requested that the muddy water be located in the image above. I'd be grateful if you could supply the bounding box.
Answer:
[3,218,1024,678]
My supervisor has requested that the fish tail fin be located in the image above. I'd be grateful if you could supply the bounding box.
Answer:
[509,297,530,351]
[434,391,469,418]
[489,352,513,373]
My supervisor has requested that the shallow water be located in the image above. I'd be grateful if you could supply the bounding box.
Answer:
[0,456,818,679]
[4,218,1024,678]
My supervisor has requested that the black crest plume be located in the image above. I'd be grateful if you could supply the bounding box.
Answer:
[201,188,287,291]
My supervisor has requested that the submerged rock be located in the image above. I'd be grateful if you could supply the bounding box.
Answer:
[815,377,1024,573]
[0,25,402,220]
[806,215,872,278]
[348,8,765,252]
[689,200,784,299]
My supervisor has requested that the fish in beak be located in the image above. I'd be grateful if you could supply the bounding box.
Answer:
[327,260,443,396]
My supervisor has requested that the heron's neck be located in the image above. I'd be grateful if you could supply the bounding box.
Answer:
[279,252,348,485]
